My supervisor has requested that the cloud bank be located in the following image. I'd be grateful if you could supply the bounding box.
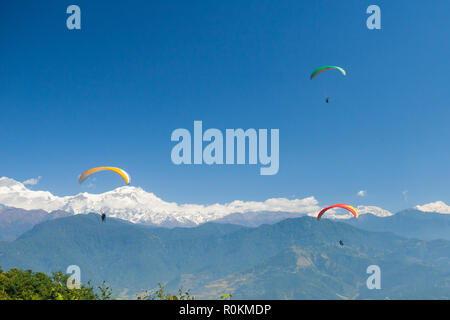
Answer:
[23,176,42,186]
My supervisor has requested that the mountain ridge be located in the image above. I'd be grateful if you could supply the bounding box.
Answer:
[0,214,448,299]
[0,176,441,228]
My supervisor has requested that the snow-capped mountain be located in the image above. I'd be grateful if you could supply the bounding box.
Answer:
[415,201,450,214]
[306,205,393,219]
[354,205,393,217]
[0,177,322,226]
[4,176,440,227]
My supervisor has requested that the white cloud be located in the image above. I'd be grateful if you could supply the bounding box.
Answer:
[415,201,450,214]
[84,177,96,189]
[23,176,42,186]
[357,190,367,197]
[402,190,408,201]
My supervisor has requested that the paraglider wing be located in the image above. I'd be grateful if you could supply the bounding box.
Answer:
[310,66,346,80]
[78,167,131,185]
[317,203,358,220]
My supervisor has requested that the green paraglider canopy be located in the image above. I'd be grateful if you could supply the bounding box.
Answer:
[310,66,346,80]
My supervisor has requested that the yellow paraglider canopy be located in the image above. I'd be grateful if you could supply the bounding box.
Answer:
[78,167,130,185]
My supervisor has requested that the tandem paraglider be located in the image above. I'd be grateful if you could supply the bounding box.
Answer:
[317,204,357,246]
[78,167,129,225]
[310,65,347,103]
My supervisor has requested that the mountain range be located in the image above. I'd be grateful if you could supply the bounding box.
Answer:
[1,177,450,243]
[0,214,448,299]
[0,205,70,241]
[342,209,450,240]
[0,177,321,226]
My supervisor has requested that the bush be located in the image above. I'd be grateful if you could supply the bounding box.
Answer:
[137,283,194,300]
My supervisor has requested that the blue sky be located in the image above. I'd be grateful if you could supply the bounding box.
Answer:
[0,1,449,212]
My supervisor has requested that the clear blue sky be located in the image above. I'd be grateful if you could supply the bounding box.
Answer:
[0,1,449,212]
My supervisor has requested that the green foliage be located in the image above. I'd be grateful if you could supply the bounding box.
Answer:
[138,283,194,300]
[0,268,198,300]
[220,293,232,300]
[97,280,114,300]
[0,268,98,300]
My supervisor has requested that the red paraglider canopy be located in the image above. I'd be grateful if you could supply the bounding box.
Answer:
[317,204,359,220]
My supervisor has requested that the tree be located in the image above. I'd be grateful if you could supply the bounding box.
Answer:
[0,268,97,300]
